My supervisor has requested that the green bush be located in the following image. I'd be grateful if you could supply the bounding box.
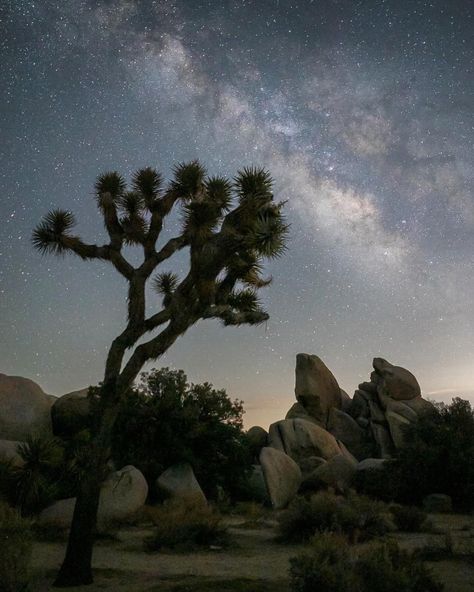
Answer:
[145,498,226,551]
[289,534,353,592]
[112,368,253,501]
[0,501,32,592]
[390,504,428,532]
[278,491,393,544]
[290,535,443,592]
[1,436,69,516]
[381,398,474,511]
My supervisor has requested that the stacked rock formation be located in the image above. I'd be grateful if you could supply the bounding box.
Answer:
[248,354,434,509]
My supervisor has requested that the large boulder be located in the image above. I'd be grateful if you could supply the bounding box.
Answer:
[51,388,91,438]
[39,465,148,530]
[0,439,24,467]
[285,402,320,425]
[268,418,341,464]
[155,463,206,505]
[295,354,342,425]
[386,410,411,449]
[247,426,268,456]
[259,447,301,509]
[327,408,370,460]
[306,453,356,492]
[0,374,52,440]
[373,358,421,401]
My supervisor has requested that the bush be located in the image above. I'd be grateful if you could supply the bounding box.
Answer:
[290,535,443,592]
[0,501,32,592]
[289,534,353,592]
[112,368,253,501]
[145,498,226,551]
[0,436,71,516]
[390,504,428,532]
[382,398,474,511]
[278,491,393,544]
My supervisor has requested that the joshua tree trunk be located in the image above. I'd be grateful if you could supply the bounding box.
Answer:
[54,470,102,587]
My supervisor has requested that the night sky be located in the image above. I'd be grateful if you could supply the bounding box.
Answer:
[1,0,473,428]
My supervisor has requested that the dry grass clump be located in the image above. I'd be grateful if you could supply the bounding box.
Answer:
[145,498,226,552]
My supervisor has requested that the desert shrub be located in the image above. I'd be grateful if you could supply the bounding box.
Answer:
[289,534,353,592]
[352,464,400,502]
[1,435,71,516]
[112,368,253,501]
[145,498,226,551]
[389,504,428,532]
[290,535,443,592]
[381,398,474,511]
[0,501,32,592]
[278,491,393,543]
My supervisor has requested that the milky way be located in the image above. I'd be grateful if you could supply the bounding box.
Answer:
[1,1,473,427]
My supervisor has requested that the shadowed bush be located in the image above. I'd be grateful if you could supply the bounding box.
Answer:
[278,490,393,544]
[0,501,32,592]
[290,534,443,592]
[145,499,226,552]
[389,504,429,532]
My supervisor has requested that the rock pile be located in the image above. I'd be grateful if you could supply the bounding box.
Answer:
[248,354,434,509]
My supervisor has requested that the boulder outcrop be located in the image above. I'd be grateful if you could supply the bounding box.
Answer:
[156,462,206,505]
[259,446,301,509]
[39,465,148,531]
[0,374,53,440]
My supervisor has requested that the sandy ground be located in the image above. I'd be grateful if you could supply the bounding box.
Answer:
[31,512,474,592]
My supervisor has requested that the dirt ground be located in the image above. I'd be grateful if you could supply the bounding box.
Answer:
[31,512,474,592]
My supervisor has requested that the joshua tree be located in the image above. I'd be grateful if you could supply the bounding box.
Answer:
[32,161,288,586]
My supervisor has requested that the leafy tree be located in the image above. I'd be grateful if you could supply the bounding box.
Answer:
[112,367,252,500]
[392,397,474,510]
[32,162,288,586]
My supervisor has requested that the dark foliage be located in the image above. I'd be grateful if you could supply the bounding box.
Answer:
[278,491,393,544]
[290,534,443,592]
[112,368,253,500]
[389,504,428,532]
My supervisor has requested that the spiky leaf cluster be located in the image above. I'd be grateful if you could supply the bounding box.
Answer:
[31,209,76,255]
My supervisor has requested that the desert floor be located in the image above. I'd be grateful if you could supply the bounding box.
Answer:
[31,510,474,592]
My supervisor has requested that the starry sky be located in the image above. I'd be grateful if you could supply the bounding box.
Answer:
[1,0,474,428]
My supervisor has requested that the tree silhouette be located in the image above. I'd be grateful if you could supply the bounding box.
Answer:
[32,161,288,586]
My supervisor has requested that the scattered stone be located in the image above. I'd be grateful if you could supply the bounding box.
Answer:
[259,446,301,509]
[39,465,148,531]
[0,374,53,440]
[294,354,342,425]
[422,494,453,514]
[268,418,341,464]
[156,462,206,505]
[373,358,421,401]
[356,458,388,472]
[51,388,91,438]
[0,439,24,467]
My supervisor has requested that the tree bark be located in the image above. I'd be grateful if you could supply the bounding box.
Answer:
[53,466,102,587]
